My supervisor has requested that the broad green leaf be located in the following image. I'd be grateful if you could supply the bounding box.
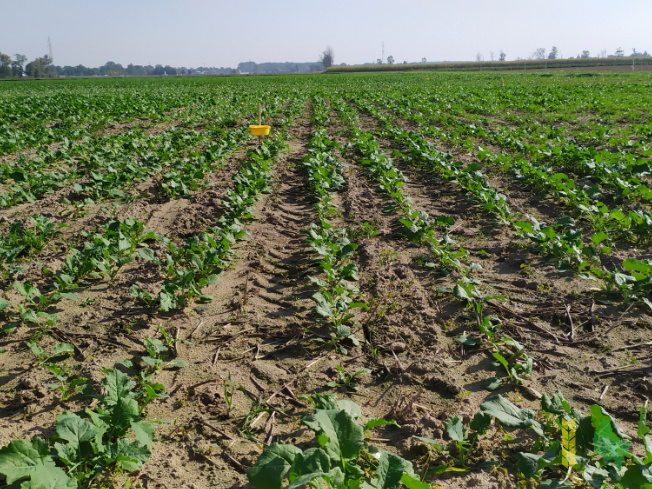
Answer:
[400,473,429,489]
[54,441,79,468]
[102,368,137,406]
[485,376,504,391]
[428,464,467,474]
[480,395,542,434]
[453,284,471,301]
[20,310,39,324]
[0,437,77,488]
[51,343,74,357]
[469,412,492,434]
[137,248,156,261]
[106,439,151,472]
[141,356,162,366]
[167,359,188,369]
[492,352,509,370]
[540,479,572,488]
[287,447,331,487]
[590,405,630,439]
[621,464,652,489]
[583,465,609,489]
[516,452,541,479]
[366,418,400,430]
[373,451,415,489]
[514,221,534,234]
[456,333,478,346]
[303,408,364,461]
[592,408,631,466]
[287,467,344,489]
[56,293,80,300]
[556,216,576,227]
[159,291,175,312]
[541,390,570,415]
[247,444,302,489]
[336,399,362,419]
[638,405,650,438]
[623,258,650,273]
[55,415,97,450]
[444,416,464,442]
[644,436,652,464]
[205,273,221,285]
[312,292,333,318]
[591,231,608,245]
[131,420,156,448]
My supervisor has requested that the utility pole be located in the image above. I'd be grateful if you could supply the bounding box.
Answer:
[48,36,53,63]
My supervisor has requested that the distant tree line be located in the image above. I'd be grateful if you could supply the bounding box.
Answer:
[236,61,324,74]
[0,51,238,78]
[514,46,650,62]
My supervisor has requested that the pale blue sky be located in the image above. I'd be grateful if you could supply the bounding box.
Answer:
[1,0,650,67]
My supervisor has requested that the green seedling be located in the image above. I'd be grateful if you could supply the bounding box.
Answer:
[326,365,371,392]
[361,221,380,238]
[223,372,236,417]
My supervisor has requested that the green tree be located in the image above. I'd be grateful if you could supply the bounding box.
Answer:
[25,55,53,78]
[320,46,334,69]
[548,46,559,59]
[581,50,590,58]
[614,47,625,57]
[387,55,394,64]
[11,54,27,77]
[101,61,125,76]
[499,50,507,61]
[0,52,11,78]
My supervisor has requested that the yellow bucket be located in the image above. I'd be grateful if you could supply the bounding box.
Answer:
[249,125,270,136]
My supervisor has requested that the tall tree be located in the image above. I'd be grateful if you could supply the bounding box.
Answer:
[320,46,334,69]
[387,55,394,65]
[581,50,590,58]
[548,46,559,59]
[533,48,546,60]
[11,54,27,77]
[499,50,507,62]
[0,52,11,78]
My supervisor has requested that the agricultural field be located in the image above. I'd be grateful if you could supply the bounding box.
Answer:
[0,71,651,489]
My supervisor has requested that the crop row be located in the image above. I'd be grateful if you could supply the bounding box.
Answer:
[346,92,652,313]
[302,97,365,351]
